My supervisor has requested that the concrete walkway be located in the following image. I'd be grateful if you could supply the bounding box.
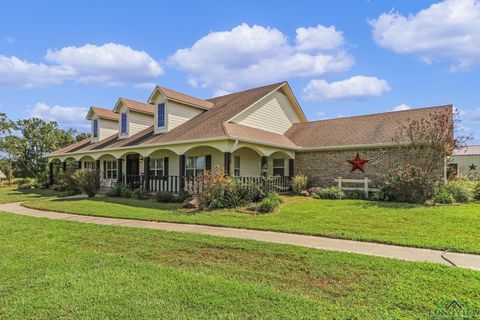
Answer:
[1,202,480,271]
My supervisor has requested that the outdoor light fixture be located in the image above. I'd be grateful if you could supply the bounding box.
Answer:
[140,157,144,164]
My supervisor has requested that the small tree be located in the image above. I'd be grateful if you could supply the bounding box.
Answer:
[72,169,100,198]
[383,109,469,203]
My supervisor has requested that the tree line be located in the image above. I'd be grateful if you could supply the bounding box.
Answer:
[0,112,89,184]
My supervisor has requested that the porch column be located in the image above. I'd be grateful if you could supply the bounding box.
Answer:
[144,157,150,191]
[117,159,123,185]
[77,161,82,170]
[224,152,231,176]
[261,156,268,177]
[49,162,54,186]
[62,161,67,173]
[288,159,295,177]
[179,155,186,191]
[95,160,101,177]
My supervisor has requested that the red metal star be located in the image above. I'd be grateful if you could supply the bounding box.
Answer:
[347,153,369,173]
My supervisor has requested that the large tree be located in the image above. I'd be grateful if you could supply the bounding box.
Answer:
[11,118,77,180]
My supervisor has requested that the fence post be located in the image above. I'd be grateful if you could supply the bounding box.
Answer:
[337,177,342,189]
[364,177,369,199]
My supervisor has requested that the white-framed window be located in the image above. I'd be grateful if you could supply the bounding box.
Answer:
[273,159,285,176]
[150,158,164,176]
[121,112,127,134]
[186,156,205,177]
[105,161,118,179]
[84,161,95,169]
[158,103,165,127]
[234,156,240,176]
[93,119,98,138]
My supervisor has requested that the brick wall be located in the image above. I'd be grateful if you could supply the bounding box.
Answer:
[295,147,413,188]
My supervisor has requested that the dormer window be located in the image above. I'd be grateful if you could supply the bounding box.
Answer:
[158,103,165,127]
[121,112,127,134]
[93,119,98,138]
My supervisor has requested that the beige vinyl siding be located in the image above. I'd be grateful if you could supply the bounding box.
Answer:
[231,90,301,134]
[154,99,204,134]
[450,155,480,175]
[232,148,261,176]
[129,110,152,137]
[99,118,118,141]
[168,101,203,130]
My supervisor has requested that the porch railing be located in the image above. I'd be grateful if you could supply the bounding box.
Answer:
[118,175,292,194]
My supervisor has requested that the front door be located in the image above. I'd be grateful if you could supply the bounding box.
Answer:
[126,154,140,186]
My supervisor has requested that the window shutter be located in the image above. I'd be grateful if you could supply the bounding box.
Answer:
[164,157,169,176]
[103,161,107,179]
[205,155,212,170]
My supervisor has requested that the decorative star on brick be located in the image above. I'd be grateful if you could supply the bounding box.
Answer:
[469,164,477,171]
[347,153,369,173]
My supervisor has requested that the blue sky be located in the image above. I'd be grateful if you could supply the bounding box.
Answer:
[0,0,479,142]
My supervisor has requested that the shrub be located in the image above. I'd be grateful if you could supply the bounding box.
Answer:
[312,187,345,200]
[185,171,260,210]
[445,181,472,203]
[265,191,283,205]
[132,188,149,200]
[222,178,252,208]
[381,165,437,204]
[474,183,480,201]
[345,189,366,200]
[121,187,132,198]
[434,187,455,204]
[155,190,174,203]
[72,169,99,198]
[107,185,128,197]
[257,198,278,213]
[291,175,308,194]
[51,172,79,193]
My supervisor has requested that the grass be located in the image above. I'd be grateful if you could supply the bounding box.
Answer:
[0,186,69,204]
[24,196,480,254]
[0,211,479,319]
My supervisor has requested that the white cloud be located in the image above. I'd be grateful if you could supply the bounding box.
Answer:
[0,56,73,88]
[29,102,89,131]
[169,23,354,92]
[5,37,14,43]
[295,25,344,51]
[370,0,480,70]
[303,75,390,101]
[46,43,163,85]
[0,43,163,88]
[392,104,412,111]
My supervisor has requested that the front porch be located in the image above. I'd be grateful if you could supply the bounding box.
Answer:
[49,143,295,194]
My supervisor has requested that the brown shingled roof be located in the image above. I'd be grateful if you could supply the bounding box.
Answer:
[87,107,118,121]
[285,105,453,148]
[120,98,154,114]
[49,137,92,156]
[223,123,297,148]
[157,86,214,109]
[141,82,285,145]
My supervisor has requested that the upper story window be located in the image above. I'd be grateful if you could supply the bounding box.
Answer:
[273,159,285,176]
[92,119,98,138]
[121,112,127,134]
[158,103,165,127]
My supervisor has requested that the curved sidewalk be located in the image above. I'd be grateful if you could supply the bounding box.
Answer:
[1,202,480,271]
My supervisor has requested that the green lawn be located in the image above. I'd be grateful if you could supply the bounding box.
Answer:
[0,211,479,319]
[0,186,68,204]
[24,196,480,254]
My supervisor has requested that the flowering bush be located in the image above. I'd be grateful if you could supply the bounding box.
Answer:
[474,183,480,201]
[185,170,259,210]
[382,165,437,204]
